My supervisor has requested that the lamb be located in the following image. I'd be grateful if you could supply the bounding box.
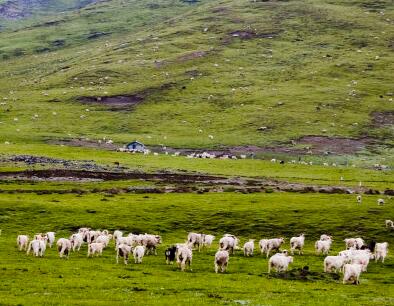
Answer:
[57,238,72,258]
[116,243,132,264]
[375,242,388,263]
[17,235,29,251]
[70,233,84,251]
[214,250,229,273]
[265,238,285,258]
[315,239,332,255]
[243,239,255,257]
[176,244,192,272]
[46,232,56,248]
[87,242,105,257]
[324,256,347,273]
[268,253,293,273]
[203,235,215,248]
[133,245,145,264]
[356,195,362,204]
[27,239,46,257]
[377,198,385,205]
[343,263,363,284]
[290,234,305,255]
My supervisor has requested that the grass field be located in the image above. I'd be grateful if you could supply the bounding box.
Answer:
[0,0,393,304]
[0,192,394,305]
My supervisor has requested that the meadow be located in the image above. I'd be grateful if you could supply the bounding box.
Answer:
[1,191,394,305]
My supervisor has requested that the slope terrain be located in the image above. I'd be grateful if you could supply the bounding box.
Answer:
[0,0,392,165]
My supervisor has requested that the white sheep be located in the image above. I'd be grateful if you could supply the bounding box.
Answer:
[243,239,255,257]
[290,234,305,255]
[268,253,293,273]
[214,250,229,273]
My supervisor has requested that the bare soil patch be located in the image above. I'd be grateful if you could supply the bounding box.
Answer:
[77,83,174,110]
[371,111,394,127]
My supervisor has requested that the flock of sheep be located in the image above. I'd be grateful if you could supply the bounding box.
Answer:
[15,220,392,285]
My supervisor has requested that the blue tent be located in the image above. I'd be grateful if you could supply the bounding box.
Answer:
[126,141,145,152]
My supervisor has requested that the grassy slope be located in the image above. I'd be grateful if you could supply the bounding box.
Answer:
[0,192,394,305]
[0,144,393,190]
[0,0,392,165]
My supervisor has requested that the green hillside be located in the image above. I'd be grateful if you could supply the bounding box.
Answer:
[0,0,392,164]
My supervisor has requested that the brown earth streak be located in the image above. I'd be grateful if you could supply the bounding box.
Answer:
[0,169,389,195]
[77,83,174,110]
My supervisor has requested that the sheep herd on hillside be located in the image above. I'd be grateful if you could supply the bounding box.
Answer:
[14,219,393,285]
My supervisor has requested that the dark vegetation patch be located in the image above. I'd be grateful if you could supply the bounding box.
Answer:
[0,169,387,195]
[87,32,111,40]
[268,267,340,282]
[229,30,280,40]
[77,83,174,110]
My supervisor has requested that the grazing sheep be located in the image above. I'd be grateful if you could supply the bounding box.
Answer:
[214,250,229,273]
[265,238,285,258]
[96,234,112,248]
[116,244,132,264]
[133,245,145,263]
[243,239,255,257]
[259,239,268,255]
[187,232,204,251]
[17,235,29,251]
[113,230,123,242]
[315,240,332,255]
[356,195,362,204]
[27,239,46,257]
[219,234,239,255]
[87,242,105,257]
[320,234,332,241]
[268,253,293,273]
[141,234,162,255]
[378,198,385,205]
[324,256,347,273]
[375,242,388,263]
[176,244,192,272]
[46,232,56,248]
[57,238,72,258]
[345,238,364,250]
[290,234,305,255]
[343,263,363,285]
[165,246,177,264]
[203,235,215,248]
[70,233,84,251]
